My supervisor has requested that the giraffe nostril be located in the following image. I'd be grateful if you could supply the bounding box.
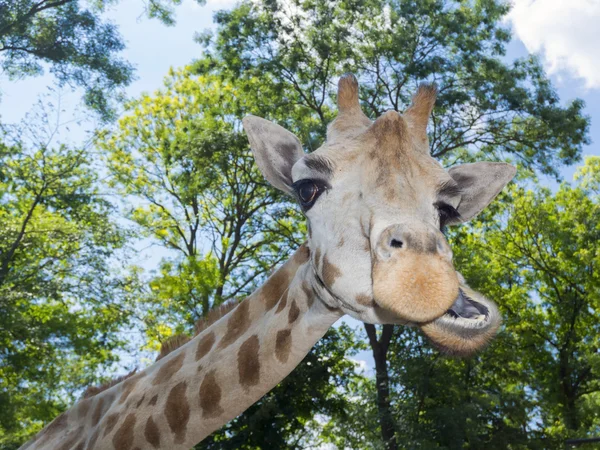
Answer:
[390,239,403,249]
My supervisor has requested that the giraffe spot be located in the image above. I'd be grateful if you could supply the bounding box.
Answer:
[275,289,288,314]
[103,413,119,437]
[144,416,160,449]
[275,329,292,363]
[261,268,290,312]
[78,398,91,417]
[91,397,106,427]
[119,373,143,404]
[218,300,250,349]
[135,394,146,408]
[314,247,322,269]
[337,236,345,248]
[112,413,136,450]
[86,428,100,450]
[56,428,82,450]
[199,370,224,418]
[362,238,371,253]
[322,255,342,287]
[356,293,374,306]
[238,335,260,389]
[73,441,84,450]
[148,394,158,406]
[295,243,310,263]
[152,351,185,386]
[288,300,300,324]
[302,281,314,308]
[42,412,67,438]
[165,381,190,444]
[195,331,215,361]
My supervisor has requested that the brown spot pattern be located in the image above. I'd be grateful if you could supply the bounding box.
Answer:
[275,329,292,363]
[295,243,310,263]
[112,413,136,450]
[195,331,215,361]
[356,293,373,306]
[165,381,190,444]
[314,247,322,269]
[218,300,250,349]
[91,397,105,427]
[78,398,91,417]
[302,281,315,308]
[42,412,67,438]
[119,373,143,404]
[87,429,100,450]
[152,351,185,386]
[56,430,80,450]
[199,370,224,418]
[261,269,290,312]
[238,335,261,389]
[288,300,300,324]
[149,394,158,406]
[144,417,161,449]
[322,255,342,287]
[275,289,288,314]
[103,413,119,437]
[136,394,146,408]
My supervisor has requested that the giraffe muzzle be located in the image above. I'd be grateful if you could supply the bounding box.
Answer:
[371,223,459,322]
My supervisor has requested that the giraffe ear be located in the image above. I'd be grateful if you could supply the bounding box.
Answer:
[242,115,305,195]
[448,162,517,223]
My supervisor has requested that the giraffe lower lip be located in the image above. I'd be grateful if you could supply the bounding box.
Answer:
[445,289,489,320]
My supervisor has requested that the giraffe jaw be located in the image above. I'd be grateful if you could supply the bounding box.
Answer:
[419,285,502,356]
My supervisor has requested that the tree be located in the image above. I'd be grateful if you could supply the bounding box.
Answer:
[452,158,600,445]
[101,68,305,344]
[326,159,600,449]
[0,0,205,120]
[101,67,360,447]
[192,0,590,446]
[0,99,138,448]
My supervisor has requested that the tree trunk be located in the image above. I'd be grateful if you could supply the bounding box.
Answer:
[365,323,398,450]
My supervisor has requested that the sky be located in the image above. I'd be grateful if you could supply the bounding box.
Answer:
[1,0,599,372]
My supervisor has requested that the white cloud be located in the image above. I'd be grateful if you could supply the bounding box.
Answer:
[508,0,600,89]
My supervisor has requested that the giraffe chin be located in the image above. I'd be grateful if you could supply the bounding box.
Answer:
[420,285,501,356]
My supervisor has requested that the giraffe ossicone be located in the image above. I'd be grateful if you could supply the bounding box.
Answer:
[22,74,515,450]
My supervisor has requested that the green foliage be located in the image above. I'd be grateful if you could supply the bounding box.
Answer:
[100,66,361,447]
[192,0,592,447]
[0,108,137,448]
[2,0,597,448]
[195,0,589,177]
[327,159,600,449]
[0,0,205,120]
[101,68,305,345]
[452,157,600,443]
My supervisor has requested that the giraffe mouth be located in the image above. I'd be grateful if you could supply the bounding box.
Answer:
[444,288,489,320]
[419,286,502,356]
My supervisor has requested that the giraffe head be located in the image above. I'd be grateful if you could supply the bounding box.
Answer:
[243,74,515,355]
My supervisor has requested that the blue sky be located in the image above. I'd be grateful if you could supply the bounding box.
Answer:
[1,0,599,371]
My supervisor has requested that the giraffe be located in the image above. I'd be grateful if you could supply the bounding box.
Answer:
[21,74,515,450]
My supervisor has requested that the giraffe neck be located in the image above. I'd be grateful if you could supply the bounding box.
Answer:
[25,245,343,450]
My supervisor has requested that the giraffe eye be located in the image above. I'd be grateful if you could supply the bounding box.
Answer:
[435,202,461,228]
[292,180,325,210]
